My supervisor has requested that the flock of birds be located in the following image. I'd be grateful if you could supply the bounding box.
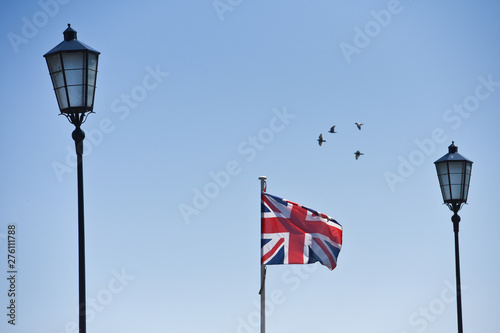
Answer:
[318,122,364,160]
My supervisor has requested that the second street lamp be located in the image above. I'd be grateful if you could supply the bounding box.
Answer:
[44,24,100,333]
[434,141,473,333]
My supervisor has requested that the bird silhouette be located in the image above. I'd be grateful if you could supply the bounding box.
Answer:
[354,150,364,160]
[328,125,337,133]
[355,122,363,130]
[318,134,326,146]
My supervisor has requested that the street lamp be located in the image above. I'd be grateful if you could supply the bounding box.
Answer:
[44,24,100,333]
[434,141,473,333]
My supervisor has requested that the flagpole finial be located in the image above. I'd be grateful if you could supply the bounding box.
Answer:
[259,176,267,192]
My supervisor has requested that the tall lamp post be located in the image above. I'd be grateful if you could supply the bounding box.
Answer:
[44,24,100,333]
[434,141,473,333]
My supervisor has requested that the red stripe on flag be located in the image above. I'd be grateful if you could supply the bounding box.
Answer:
[262,238,285,263]
[314,238,336,270]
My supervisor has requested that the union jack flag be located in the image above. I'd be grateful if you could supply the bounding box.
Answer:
[261,192,343,270]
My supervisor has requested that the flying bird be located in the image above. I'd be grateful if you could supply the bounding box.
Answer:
[318,134,326,146]
[328,126,337,133]
[355,122,363,130]
[354,150,364,160]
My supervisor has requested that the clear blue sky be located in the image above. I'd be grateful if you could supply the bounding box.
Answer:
[1,1,500,332]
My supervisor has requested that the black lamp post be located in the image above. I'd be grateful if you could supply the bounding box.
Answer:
[434,141,473,333]
[44,24,100,333]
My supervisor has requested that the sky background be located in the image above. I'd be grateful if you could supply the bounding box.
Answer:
[1,0,500,332]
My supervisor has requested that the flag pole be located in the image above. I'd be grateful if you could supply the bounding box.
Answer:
[258,176,267,333]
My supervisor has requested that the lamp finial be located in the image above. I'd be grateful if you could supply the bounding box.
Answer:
[448,141,458,154]
[63,24,77,41]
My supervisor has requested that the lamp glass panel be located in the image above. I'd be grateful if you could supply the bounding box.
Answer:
[55,87,68,110]
[439,173,449,186]
[450,184,463,200]
[464,164,471,187]
[64,69,85,86]
[86,85,94,107]
[463,161,472,201]
[87,69,96,87]
[465,163,472,186]
[67,85,84,107]
[441,185,451,201]
[88,53,98,71]
[449,173,463,185]
[50,71,65,89]
[448,161,464,175]
[46,54,62,73]
[62,52,84,70]
[465,162,472,175]
[436,163,448,175]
